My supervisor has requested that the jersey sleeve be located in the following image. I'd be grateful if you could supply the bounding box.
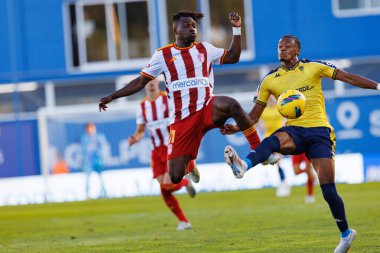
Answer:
[254,77,271,107]
[136,104,145,125]
[315,61,338,80]
[141,50,163,79]
[203,42,227,65]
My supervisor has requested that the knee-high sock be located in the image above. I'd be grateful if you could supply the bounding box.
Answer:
[278,165,285,181]
[160,186,188,222]
[307,178,314,196]
[244,135,281,169]
[242,125,261,150]
[321,183,349,235]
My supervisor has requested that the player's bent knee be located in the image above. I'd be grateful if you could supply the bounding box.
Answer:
[170,175,182,184]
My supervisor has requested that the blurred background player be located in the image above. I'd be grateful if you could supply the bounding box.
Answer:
[80,122,108,199]
[291,153,316,203]
[52,151,69,174]
[258,95,289,197]
[128,78,199,231]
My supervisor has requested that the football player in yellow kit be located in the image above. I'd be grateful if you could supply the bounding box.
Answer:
[222,35,380,252]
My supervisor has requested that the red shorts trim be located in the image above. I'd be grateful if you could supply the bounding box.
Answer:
[291,153,308,166]
[168,97,217,160]
[151,145,168,178]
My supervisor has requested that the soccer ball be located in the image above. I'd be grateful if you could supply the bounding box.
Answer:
[277,90,307,119]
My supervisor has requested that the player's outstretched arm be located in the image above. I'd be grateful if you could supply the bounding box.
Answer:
[220,103,266,135]
[335,69,379,90]
[222,12,242,64]
[99,75,152,111]
[248,103,266,124]
[128,124,146,146]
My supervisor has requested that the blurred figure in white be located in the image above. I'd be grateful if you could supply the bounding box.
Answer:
[81,122,108,199]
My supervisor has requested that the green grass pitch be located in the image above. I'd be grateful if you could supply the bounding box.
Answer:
[0,183,379,252]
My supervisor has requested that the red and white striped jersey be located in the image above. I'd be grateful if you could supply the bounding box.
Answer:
[141,42,226,123]
[136,92,170,148]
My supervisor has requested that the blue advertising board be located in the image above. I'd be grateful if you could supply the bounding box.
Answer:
[0,120,40,177]
[2,94,379,176]
[363,153,380,182]
[325,95,380,154]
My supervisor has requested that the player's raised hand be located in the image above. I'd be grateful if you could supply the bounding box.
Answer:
[229,12,241,27]
[98,95,112,112]
[220,124,240,135]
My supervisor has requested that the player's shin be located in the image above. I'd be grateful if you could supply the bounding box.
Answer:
[321,183,350,237]
[160,186,189,222]
[245,135,280,169]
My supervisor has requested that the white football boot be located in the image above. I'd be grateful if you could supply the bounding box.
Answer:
[262,152,282,166]
[224,146,248,179]
[334,229,357,253]
[189,163,200,183]
[185,176,196,198]
[177,221,192,231]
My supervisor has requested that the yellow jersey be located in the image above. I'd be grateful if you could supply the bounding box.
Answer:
[255,59,338,128]
[260,105,284,137]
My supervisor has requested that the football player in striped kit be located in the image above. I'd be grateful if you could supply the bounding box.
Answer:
[99,11,266,185]
[128,78,198,231]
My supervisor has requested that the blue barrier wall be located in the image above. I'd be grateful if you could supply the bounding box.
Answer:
[1,94,379,177]
[0,120,40,177]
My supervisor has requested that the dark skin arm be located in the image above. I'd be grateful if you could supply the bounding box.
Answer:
[220,103,266,135]
[222,12,242,64]
[99,75,152,111]
[335,69,378,89]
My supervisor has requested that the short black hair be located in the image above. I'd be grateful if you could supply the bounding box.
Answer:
[281,34,301,50]
[172,11,204,24]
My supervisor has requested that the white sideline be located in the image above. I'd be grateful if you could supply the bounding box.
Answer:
[0,154,363,206]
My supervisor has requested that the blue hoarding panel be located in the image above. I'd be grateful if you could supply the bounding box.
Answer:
[363,153,380,182]
[0,120,40,177]
[326,95,380,154]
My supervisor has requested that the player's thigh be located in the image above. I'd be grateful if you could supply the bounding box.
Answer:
[212,96,243,126]
[273,131,297,154]
[168,155,192,177]
[310,158,335,184]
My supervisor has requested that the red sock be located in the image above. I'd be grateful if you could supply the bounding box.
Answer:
[186,160,195,174]
[242,125,261,149]
[160,187,188,222]
[161,178,189,192]
[307,178,314,196]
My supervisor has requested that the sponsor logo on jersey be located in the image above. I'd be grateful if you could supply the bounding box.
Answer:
[296,85,314,92]
[274,73,281,78]
[171,77,209,91]
[170,57,177,63]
